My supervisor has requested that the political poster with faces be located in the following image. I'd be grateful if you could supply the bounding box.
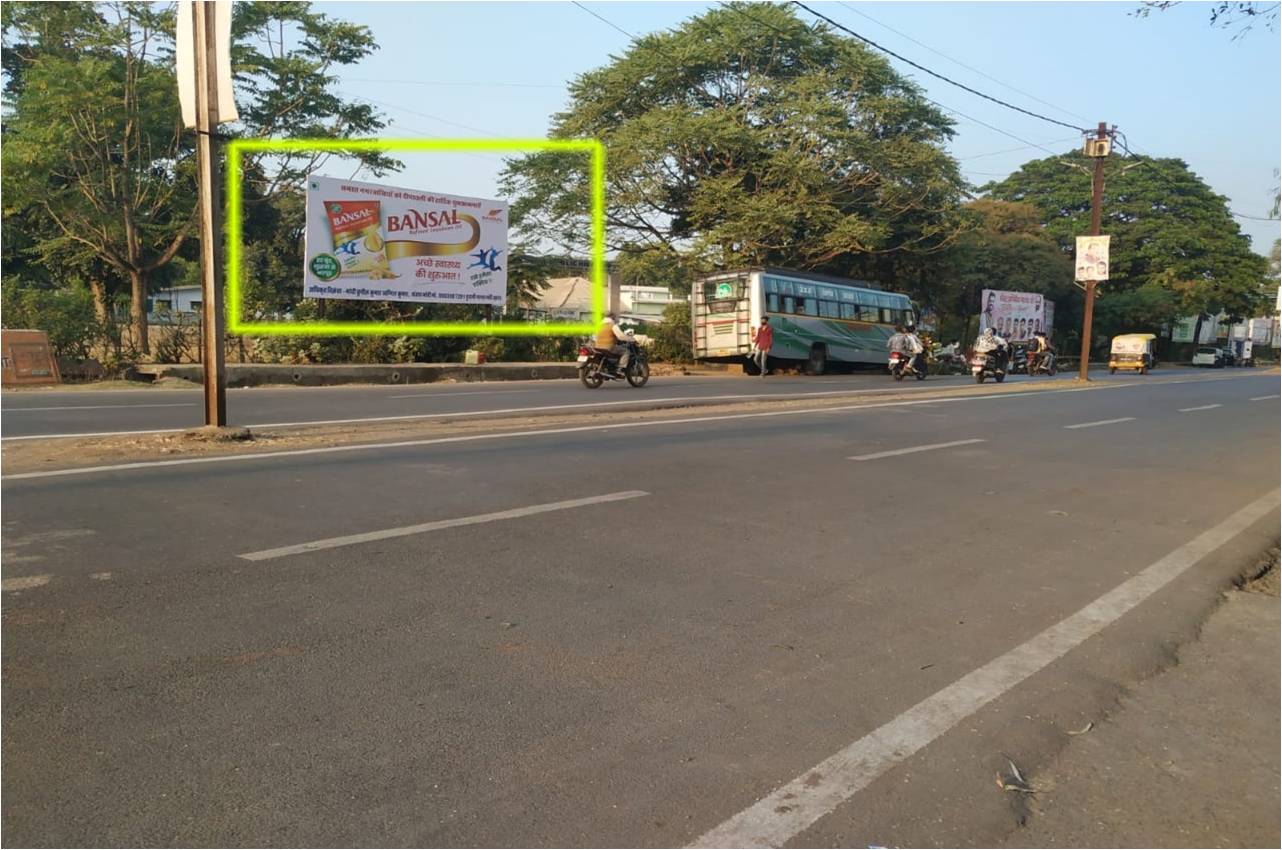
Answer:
[979,289,1046,342]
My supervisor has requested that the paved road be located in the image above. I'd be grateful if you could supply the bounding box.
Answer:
[2,372,1278,846]
[0,366,1237,439]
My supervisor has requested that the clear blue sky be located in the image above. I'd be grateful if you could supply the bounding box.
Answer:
[321,1,1281,255]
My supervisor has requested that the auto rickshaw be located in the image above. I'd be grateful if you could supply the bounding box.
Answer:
[1109,333,1157,374]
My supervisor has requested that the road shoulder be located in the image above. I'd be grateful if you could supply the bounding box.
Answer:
[1002,548,1281,848]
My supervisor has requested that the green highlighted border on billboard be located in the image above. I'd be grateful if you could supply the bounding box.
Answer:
[225,137,606,337]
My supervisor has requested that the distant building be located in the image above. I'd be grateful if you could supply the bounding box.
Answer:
[528,276,686,324]
[147,285,203,322]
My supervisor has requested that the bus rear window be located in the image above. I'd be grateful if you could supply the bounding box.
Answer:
[703,279,744,302]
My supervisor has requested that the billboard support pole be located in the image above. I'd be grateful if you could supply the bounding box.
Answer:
[192,1,227,425]
[1077,121,1109,382]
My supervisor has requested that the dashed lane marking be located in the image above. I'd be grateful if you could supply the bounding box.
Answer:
[238,491,650,561]
[848,439,986,461]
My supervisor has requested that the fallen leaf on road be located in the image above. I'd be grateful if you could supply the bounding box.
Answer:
[996,757,1036,794]
[1067,721,1094,736]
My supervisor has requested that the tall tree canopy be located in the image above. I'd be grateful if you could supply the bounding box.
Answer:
[500,2,967,286]
[983,151,1270,328]
[929,198,1076,339]
[1,1,394,353]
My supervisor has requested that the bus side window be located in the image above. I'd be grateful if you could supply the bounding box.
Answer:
[859,304,878,322]
[767,293,780,313]
[840,303,856,320]
[820,301,838,319]
[880,308,895,324]
[799,298,818,317]
[784,296,796,314]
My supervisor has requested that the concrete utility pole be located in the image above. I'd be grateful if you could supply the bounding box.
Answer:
[192,1,227,426]
[1077,121,1110,382]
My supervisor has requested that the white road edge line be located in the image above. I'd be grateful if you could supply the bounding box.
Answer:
[1249,394,1279,401]
[0,386,1106,481]
[238,491,649,561]
[0,375,1260,481]
[2,403,195,413]
[1,574,52,592]
[1063,417,1136,429]
[0,389,948,441]
[0,372,1263,443]
[387,389,538,399]
[1178,404,1223,412]
[847,439,985,461]
[689,488,1280,849]
[1,428,191,442]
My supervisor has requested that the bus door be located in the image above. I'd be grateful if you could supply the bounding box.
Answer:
[694,277,751,358]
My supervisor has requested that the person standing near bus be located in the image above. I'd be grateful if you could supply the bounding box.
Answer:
[750,315,773,376]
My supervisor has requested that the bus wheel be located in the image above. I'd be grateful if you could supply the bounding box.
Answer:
[804,344,827,376]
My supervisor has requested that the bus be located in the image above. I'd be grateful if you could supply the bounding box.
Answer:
[691,268,918,374]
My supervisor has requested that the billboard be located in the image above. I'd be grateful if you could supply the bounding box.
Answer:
[980,289,1046,341]
[1075,235,1110,281]
[304,174,507,306]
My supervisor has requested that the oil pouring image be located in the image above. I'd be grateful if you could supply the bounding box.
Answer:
[324,199,393,279]
[303,174,508,306]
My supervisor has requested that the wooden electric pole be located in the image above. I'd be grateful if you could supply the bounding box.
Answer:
[1077,121,1110,382]
[192,0,227,426]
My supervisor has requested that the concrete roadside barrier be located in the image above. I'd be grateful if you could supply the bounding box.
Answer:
[129,362,579,387]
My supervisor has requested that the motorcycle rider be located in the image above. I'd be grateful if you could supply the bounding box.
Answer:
[904,324,926,377]
[595,311,632,376]
[1030,331,1054,373]
[887,325,910,371]
[973,326,1009,372]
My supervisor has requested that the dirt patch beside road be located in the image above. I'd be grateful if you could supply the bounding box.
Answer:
[1001,544,1281,848]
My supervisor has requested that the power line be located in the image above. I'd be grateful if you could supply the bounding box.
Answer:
[337,92,508,164]
[1114,132,1281,224]
[571,0,643,41]
[960,137,1079,160]
[792,1,1089,134]
[570,0,682,63]
[341,77,563,90]
[834,2,1091,125]
[718,2,1064,157]
[341,91,506,139]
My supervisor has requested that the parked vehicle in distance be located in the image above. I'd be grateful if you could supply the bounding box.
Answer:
[1007,341,1030,374]
[1109,334,1157,375]
[1191,346,1225,368]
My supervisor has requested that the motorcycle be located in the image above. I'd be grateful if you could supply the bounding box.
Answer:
[888,350,926,381]
[970,348,1007,384]
[930,346,968,375]
[1027,349,1057,377]
[1007,342,1030,375]
[577,337,650,389]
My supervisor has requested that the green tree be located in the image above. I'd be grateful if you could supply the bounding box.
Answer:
[2,2,394,356]
[0,282,107,361]
[2,3,195,354]
[647,302,694,364]
[1134,2,1279,38]
[983,152,1269,342]
[929,199,1076,343]
[500,2,966,283]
